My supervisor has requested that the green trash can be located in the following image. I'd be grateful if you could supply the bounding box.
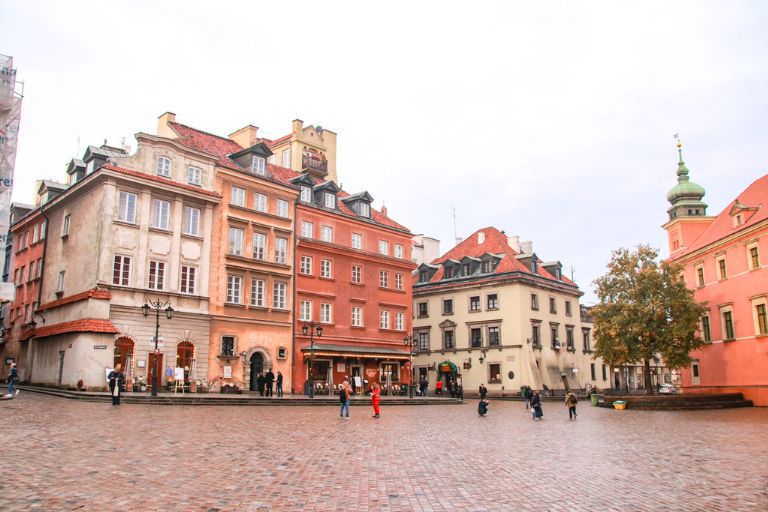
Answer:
[590,393,598,406]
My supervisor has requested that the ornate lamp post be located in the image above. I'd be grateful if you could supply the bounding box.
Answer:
[142,299,174,397]
[403,334,416,398]
[302,321,323,398]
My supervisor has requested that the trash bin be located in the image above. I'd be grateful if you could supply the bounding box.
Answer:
[613,400,627,410]
[590,393,598,406]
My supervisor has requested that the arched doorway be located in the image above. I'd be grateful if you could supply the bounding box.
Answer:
[249,352,264,391]
[176,341,195,384]
[114,337,134,370]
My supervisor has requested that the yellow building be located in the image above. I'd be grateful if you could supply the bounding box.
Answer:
[258,119,338,183]
[412,227,606,396]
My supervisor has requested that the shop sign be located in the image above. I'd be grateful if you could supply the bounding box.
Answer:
[93,345,107,350]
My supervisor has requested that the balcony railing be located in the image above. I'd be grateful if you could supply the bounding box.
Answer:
[302,154,327,174]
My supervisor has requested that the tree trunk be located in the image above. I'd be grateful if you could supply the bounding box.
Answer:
[643,359,654,395]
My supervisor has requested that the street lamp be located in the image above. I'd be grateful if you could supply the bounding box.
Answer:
[302,321,323,398]
[142,299,174,397]
[403,334,416,398]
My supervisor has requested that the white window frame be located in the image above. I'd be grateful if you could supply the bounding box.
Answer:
[157,156,171,177]
[751,297,768,336]
[228,227,244,256]
[324,192,336,209]
[716,255,727,280]
[251,155,266,175]
[299,300,312,321]
[747,242,760,271]
[62,214,71,237]
[151,199,170,230]
[253,232,266,260]
[320,259,332,279]
[300,255,313,275]
[118,191,137,224]
[379,310,390,329]
[251,278,265,307]
[394,244,404,259]
[231,186,246,207]
[275,237,287,264]
[276,199,289,218]
[301,221,314,239]
[183,206,200,236]
[351,233,362,250]
[273,282,287,309]
[300,186,312,203]
[113,255,131,286]
[379,270,389,288]
[148,260,166,290]
[282,148,292,168]
[320,303,332,324]
[180,265,197,294]
[352,264,362,284]
[379,240,389,256]
[359,202,370,218]
[187,166,202,185]
[395,312,404,331]
[227,275,242,304]
[352,306,363,327]
[321,225,333,243]
[253,192,268,213]
[395,272,404,291]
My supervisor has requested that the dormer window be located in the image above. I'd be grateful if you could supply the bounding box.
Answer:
[463,263,471,276]
[531,260,538,274]
[419,270,429,282]
[300,186,312,203]
[157,157,171,177]
[86,160,96,175]
[445,266,453,279]
[359,202,370,218]
[251,156,266,176]
[324,192,336,209]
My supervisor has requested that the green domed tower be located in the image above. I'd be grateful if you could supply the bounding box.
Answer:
[666,141,708,221]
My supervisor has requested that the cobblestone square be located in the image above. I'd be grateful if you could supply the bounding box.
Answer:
[2,394,767,511]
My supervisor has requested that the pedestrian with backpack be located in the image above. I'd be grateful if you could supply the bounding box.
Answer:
[565,392,578,420]
[339,380,352,419]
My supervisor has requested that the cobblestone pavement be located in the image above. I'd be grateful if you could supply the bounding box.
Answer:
[2,394,767,512]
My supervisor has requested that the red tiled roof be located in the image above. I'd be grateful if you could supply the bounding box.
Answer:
[38,288,112,312]
[671,174,768,258]
[266,133,292,147]
[101,164,222,198]
[32,318,120,339]
[168,121,410,232]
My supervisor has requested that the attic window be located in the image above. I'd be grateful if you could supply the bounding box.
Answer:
[251,156,266,176]
[300,186,312,203]
[531,260,537,274]
[444,266,453,279]
[419,270,429,282]
[157,157,171,177]
[462,263,471,276]
[555,268,561,279]
[324,192,336,209]
[735,214,742,226]
[359,202,370,218]
[86,160,96,174]
[481,261,491,273]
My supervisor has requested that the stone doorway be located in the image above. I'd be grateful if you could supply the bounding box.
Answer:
[249,352,264,391]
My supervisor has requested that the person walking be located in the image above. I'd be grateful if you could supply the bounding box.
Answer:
[371,382,381,418]
[479,383,488,400]
[420,378,428,397]
[565,391,578,420]
[276,371,283,397]
[108,364,125,406]
[256,372,265,396]
[524,386,533,410]
[531,390,543,420]
[6,362,19,398]
[265,369,275,397]
[339,380,352,419]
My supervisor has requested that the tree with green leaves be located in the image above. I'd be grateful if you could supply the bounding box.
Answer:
[592,245,706,395]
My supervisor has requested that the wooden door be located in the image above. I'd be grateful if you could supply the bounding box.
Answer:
[148,353,163,389]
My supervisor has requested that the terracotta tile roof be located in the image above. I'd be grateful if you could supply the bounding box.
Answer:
[32,318,120,339]
[38,288,112,312]
[101,164,222,198]
[266,133,292,147]
[168,121,410,232]
[671,174,768,258]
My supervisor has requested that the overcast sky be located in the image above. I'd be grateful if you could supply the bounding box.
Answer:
[3,1,767,303]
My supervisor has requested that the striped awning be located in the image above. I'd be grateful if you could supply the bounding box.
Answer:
[301,343,410,361]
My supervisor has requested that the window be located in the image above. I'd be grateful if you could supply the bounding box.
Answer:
[582,328,592,352]
[379,310,390,329]
[40,220,46,239]
[229,227,244,255]
[183,206,200,236]
[320,303,332,323]
[227,275,242,304]
[253,232,266,260]
[717,257,727,279]
[722,310,735,340]
[32,224,39,244]
[419,270,429,282]
[379,240,389,256]
[231,186,246,207]
[352,265,362,284]
[24,304,29,323]
[301,221,313,238]
[443,330,455,349]
[565,301,572,316]
[489,363,501,384]
[251,279,265,307]
[696,266,705,287]
[418,332,429,351]
[118,192,137,223]
[443,299,453,315]
[531,294,539,310]
[359,202,370,218]
[321,225,333,242]
[444,266,454,279]
[756,304,768,335]
[417,302,428,317]
[591,363,596,381]
[151,199,170,230]
[273,282,287,309]
[300,186,312,203]
[749,245,760,270]
[487,294,498,310]
[489,326,500,346]
[395,272,404,291]
[352,306,363,327]
[251,155,266,175]
[274,237,287,264]
[481,260,492,273]
[36,258,43,278]
[462,263,471,276]
[395,312,404,331]
[299,300,312,321]
[351,233,362,249]
[324,192,335,209]
[282,149,291,168]
[148,261,166,290]
[157,156,171,177]
[112,255,131,286]
[276,199,289,218]
[394,244,404,259]
[28,261,35,282]
[300,256,313,275]
[379,270,389,288]
[469,296,480,312]
[62,214,71,237]
[180,265,197,294]
[187,166,202,185]
[320,259,332,278]
[701,315,711,342]
[550,323,560,348]
[549,297,557,314]
[566,326,575,350]
[253,193,267,212]
[471,328,482,348]
[221,336,235,356]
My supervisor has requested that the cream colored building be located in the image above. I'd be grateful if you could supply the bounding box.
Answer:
[412,227,606,396]
[262,119,338,183]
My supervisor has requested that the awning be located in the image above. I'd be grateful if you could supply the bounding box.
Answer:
[301,343,410,361]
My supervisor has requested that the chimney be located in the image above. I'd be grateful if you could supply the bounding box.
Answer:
[381,205,388,217]
[229,125,260,149]
[507,235,520,252]
[520,241,533,254]
[478,231,486,244]
[292,119,304,134]
[157,112,177,138]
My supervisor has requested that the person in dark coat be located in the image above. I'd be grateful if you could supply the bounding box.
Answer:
[265,369,275,397]
[276,371,284,397]
[478,399,489,416]
[420,378,428,397]
[531,390,543,420]
[524,386,533,409]
[256,373,265,396]
[6,363,19,398]
[479,384,488,400]
[108,364,125,406]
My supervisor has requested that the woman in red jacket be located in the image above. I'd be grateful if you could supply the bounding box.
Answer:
[371,382,381,418]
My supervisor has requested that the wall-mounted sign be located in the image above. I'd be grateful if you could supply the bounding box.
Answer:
[223,365,232,378]
[137,360,146,368]
[93,345,107,350]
